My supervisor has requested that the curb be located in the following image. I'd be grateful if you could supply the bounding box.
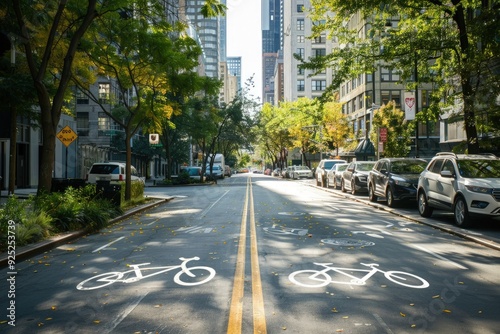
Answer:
[0,197,172,268]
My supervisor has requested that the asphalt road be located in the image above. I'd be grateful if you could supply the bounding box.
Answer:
[1,173,499,333]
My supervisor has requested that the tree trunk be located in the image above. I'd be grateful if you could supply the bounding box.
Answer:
[125,130,132,201]
[38,105,57,194]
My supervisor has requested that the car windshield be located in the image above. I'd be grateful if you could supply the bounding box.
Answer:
[457,159,500,178]
[186,168,200,176]
[356,162,375,171]
[324,161,342,169]
[295,166,310,170]
[89,165,120,174]
[391,160,427,174]
[337,165,348,171]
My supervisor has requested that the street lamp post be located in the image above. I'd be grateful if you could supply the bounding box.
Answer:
[414,54,419,158]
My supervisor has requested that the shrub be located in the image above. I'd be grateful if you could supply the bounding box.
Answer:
[16,211,53,246]
[0,184,126,252]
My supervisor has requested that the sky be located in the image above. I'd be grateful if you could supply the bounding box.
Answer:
[226,0,263,102]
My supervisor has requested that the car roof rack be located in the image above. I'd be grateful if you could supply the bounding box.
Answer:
[477,153,498,158]
[435,152,457,157]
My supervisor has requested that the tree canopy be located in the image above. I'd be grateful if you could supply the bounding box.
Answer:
[305,0,500,153]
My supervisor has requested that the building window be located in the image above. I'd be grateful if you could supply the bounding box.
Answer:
[313,48,326,57]
[365,90,373,106]
[99,83,110,104]
[297,80,305,91]
[358,94,364,110]
[297,35,304,43]
[77,112,89,136]
[444,118,465,141]
[298,67,304,75]
[313,35,326,44]
[381,90,401,108]
[296,19,304,31]
[98,112,110,133]
[296,48,305,58]
[312,80,326,91]
[297,4,304,12]
[380,67,400,82]
[76,89,89,104]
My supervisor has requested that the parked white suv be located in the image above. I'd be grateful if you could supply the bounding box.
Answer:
[417,153,500,227]
[87,162,144,184]
[315,159,347,187]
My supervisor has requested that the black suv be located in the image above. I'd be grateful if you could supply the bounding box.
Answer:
[367,158,428,207]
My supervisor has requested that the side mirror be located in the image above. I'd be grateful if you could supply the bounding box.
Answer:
[440,170,454,178]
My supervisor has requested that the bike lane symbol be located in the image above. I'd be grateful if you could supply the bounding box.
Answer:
[289,263,429,289]
[76,257,216,290]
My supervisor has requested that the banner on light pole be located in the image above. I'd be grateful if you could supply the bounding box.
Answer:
[404,92,416,120]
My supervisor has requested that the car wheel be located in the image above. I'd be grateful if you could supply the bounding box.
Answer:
[321,176,326,188]
[454,196,472,228]
[341,179,346,192]
[418,191,433,217]
[368,184,377,202]
[351,180,357,195]
[386,187,396,207]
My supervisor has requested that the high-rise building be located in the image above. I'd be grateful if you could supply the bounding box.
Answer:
[262,0,283,104]
[227,56,242,92]
[282,0,336,102]
[185,0,221,78]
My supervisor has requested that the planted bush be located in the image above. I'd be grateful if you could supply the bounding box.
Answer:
[0,185,127,252]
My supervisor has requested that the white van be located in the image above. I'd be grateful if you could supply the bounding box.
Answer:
[87,162,144,184]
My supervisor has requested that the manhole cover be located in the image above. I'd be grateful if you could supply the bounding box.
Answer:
[321,238,375,247]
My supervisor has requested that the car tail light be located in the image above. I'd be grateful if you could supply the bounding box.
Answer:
[119,174,123,181]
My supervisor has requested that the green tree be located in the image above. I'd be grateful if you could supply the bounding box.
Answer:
[370,102,413,157]
[8,0,225,194]
[306,0,500,154]
[9,0,118,193]
[322,100,352,157]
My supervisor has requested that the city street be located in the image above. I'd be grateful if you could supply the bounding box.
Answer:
[1,173,500,333]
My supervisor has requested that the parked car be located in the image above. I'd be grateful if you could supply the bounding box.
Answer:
[341,161,376,195]
[291,165,313,179]
[417,152,500,227]
[224,165,232,177]
[205,164,224,179]
[87,162,144,184]
[272,168,281,177]
[315,159,347,187]
[180,166,204,181]
[283,166,294,179]
[326,163,349,189]
[368,158,428,207]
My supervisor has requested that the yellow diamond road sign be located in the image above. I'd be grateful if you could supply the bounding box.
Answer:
[57,125,78,147]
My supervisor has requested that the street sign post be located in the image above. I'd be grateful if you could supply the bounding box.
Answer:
[57,125,78,178]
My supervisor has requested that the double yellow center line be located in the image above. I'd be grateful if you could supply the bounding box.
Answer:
[227,177,267,334]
